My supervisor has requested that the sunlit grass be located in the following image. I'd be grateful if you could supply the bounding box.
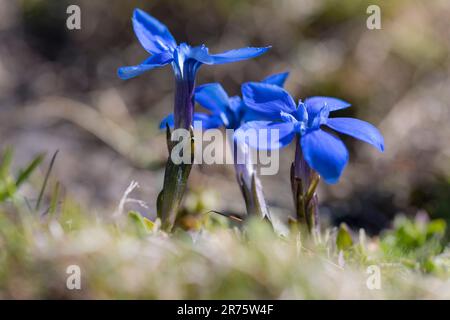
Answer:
[0,149,449,299]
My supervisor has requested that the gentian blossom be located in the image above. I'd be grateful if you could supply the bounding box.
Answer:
[117,8,270,231]
[159,72,289,131]
[159,73,289,221]
[236,83,385,184]
[118,8,270,130]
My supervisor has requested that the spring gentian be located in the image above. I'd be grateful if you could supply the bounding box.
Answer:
[117,9,270,231]
[237,83,384,184]
[159,73,288,222]
[236,83,384,232]
[159,72,289,131]
[118,8,270,130]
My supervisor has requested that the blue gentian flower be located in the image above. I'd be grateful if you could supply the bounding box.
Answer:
[236,83,385,184]
[159,73,288,222]
[118,8,270,129]
[159,72,289,130]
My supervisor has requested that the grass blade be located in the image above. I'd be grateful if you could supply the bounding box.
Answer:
[15,154,45,188]
[36,150,59,212]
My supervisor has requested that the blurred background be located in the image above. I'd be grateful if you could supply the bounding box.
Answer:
[0,0,449,235]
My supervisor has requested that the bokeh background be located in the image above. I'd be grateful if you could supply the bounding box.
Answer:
[0,0,449,235]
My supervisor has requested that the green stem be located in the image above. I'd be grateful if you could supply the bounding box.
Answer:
[291,134,320,233]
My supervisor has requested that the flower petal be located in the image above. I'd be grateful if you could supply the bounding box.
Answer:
[261,72,289,87]
[159,113,174,129]
[304,96,351,118]
[242,82,297,119]
[195,83,230,113]
[132,9,177,54]
[301,129,349,184]
[241,108,269,122]
[192,113,224,129]
[228,96,244,114]
[160,113,223,130]
[325,117,384,152]
[118,51,173,80]
[235,121,295,150]
[200,46,270,65]
[185,45,211,63]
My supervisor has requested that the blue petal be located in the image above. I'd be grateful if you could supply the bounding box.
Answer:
[171,44,210,79]
[159,113,223,130]
[195,83,230,113]
[242,82,297,119]
[261,72,289,87]
[228,96,244,114]
[132,9,177,54]
[192,113,224,129]
[309,104,330,129]
[185,45,211,63]
[235,121,295,150]
[325,117,385,152]
[118,51,173,80]
[295,102,309,123]
[199,46,270,65]
[304,96,351,118]
[241,108,272,122]
[301,129,349,184]
[159,114,174,129]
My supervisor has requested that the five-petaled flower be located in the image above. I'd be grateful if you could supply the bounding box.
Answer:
[118,8,270,129]
[236,83,385,184]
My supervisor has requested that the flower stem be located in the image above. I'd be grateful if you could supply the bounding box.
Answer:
[291,134,320,233]
[231,137,271,222]
[157,76,196,231]
[174,77,195,130]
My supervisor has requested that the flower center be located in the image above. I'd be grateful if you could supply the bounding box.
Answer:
[280,111,306,135]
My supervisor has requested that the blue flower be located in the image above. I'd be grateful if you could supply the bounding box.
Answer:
[118,9,270,81]
[118,9,270,129]
[236,83,385,184]
[159,73,288,221]
[160,72,289,130]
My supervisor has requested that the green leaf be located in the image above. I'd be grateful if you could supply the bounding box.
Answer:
[128,211,154,233]
[36,150,58,211]
[48,181,61,216]
[142,217,155,231]
[0,148,42,202]
[336,223,353,251]
[0,147,13,179]
[15,154,44,187]
[0,148,15,201]
[426,219,446,238]
[157,126,194,231]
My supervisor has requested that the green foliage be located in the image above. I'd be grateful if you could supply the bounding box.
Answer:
[0,203,449,299]
[0,149,449,298]
[380,215,447,273]
[0,147,44,203]
[336,223,353,251]
[157,127,194,231]
[128,211,156,235]
[35,150,58,211]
